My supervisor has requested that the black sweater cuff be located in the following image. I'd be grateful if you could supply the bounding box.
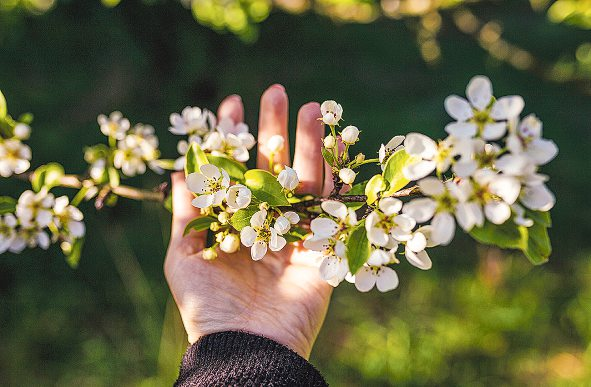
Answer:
[174,331,327,386]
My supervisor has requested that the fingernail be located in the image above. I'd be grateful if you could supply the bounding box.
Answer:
[270,84,285,92]
[228,94,242,101]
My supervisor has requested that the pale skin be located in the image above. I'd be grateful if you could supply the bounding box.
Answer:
[164,84,337,359]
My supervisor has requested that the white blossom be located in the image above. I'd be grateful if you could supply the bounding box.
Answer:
[186,164,230,208]
[341,126,359,144]
[169,106,216,138]
[444,75,524,140]
[13,225,50,251]
[240,209,287,260]
[277,166,299,191]
[201,117,256,162]
[339,168,356,185]
[16,190,55,228]
[113,124,160,177]
[0,139,31,177]
[320,100,343,126]
[365,197,416,246]
[98,111,130,140]
[52,196,85,240]
[506,114,558,166]
[225,184,252,210]
[273,211,300,235]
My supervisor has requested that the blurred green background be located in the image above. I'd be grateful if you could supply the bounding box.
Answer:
[2,0,591,385]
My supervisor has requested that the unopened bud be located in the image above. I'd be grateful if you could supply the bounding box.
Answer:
[203,248,217,260]
[215,232,224,243]
[339,168,356,185]
[323,135,336,149]
[209,222,220,231]
[259,202,269,211]
[267,135,285,153]
[341,126,359,144]
[220,233,240,253]
[273,163,284,175]
[355,153,365,163]
[218,211,230,224]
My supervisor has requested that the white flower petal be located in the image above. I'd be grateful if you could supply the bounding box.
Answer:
[367,227,389,247]
[402,198,437,223]
[376,267,399,292]
[444,96,474,121]
[526,139,558,165]
[186,173,209,194]
[200,164,221,179]
[354,267,377,292]
[405,247,432,270]
[310,217,339,238]
[284,211,300,224]
[489,175,521,204]
[403,160,437,181]
[251,209,267,227]
[404,133,438,159]
[484,201,511,225]
[368,249,390,266]
[418,177,445,197]
[321,200,348,220]
[431,212,455,245]
[251,240,268,260]
[466,75,493,111]
[407,232,427,252]
[445,122,478,138]
[319,256,340,280]
[455,202,483,231]
[303,236,330,252]
[240,227,257,247]
[269,231,287,251]
[520,184,555,212]
[378,197,402,216]
[192,194,214,209]
[482,122,507,140]
[490,96,524,120]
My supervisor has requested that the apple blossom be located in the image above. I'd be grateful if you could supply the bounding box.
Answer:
[0,139,31,177]
[378,135,404,169]
[169,106,216,138]
[444,75,524,140]
[240,209,287,260]
[226,184,252,210]
[52,196,85,241]
[16,190,55,228]
[349,265,399,292]
[98,111,130,140]
[186,164,230,208]
[277,166,299,191]
[320,100,343,126]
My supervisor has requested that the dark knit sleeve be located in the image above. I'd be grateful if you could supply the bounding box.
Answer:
[174,331,327,386]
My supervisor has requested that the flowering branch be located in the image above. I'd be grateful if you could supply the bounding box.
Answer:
[0,76,558,293]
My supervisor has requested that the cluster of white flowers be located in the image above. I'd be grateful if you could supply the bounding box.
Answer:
[0,123,32,178]
[401,76,557,245]
[240,208,299,260]
[87,112,161,179]
[1,190,85,254]
[169,107,255,170]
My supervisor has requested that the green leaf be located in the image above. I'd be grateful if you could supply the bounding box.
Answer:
[184,216,216,235]
[207,154,247,182]
[520,220,551,265]
[244,169,289,206]
[382,149,416,196]
[365,174,386,204]
[321,147,336,167]
[348,180,368,195]
[32,163,65,192]
[470,217,552,266]
[230,206,259,231]
[0,196,16,214]
[283,226,307,243]
[0,90,6,118]
[65,238,84,269]
[346,220,371,275]
[469,220,522,250]
[526,210,552,227]
[185,143,209,176]
[150,159,177,171]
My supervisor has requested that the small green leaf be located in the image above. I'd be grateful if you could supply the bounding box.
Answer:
[365,174,386,204]
[321,147,336,167]
[32,163,65,192]
[348,180,368,195]
[230,206,259,231]
[520,220,551,265]
[151,159,177,171]
[346,220,371,275]
[283,226,307,242]
[207,154,247,182]
[526,210,552,227]
[65,238,84,269]
[382,149,416,196]
[0,196,17,214]
[469,220,522,250]
[184,216,216,235]
[244,169,289,206]
[185,143,209,176]
[0,90,6,118]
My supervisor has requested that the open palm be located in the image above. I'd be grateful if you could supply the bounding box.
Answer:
[165,85,334,359]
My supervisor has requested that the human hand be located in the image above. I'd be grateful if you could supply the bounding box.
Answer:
[164,85,334,359]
